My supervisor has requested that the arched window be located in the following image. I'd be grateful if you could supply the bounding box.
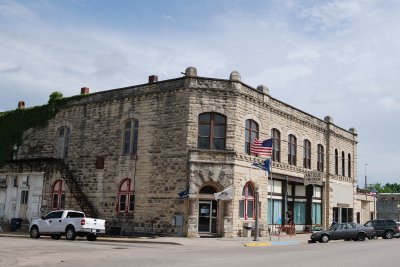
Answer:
[341,151,345,176]
[317,144,324,172]
[239,182,255,219]
[199,185,217,194]
[245,120,259,154]
[288,134,297,165]
[123,119,139,156]
[56,126,70,158]
[271,128,281,162]
[198,113,226,150]
[303,139,311,169]
[335,149,339,175]
[348,154,351,178]
[52,180,66,210]
[118,178,134,213]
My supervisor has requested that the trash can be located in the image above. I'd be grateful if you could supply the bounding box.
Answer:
[10,218,22,232]
[242,222,253,238]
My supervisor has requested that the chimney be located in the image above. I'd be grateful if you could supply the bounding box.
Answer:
[148,75,158,84]
[81,87,90,95]
[18,101,25,109]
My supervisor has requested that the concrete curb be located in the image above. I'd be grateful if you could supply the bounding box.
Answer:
[0,232,312,246]
[0,233,183,245]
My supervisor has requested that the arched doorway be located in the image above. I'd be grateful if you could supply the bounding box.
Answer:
[198,185,218,234]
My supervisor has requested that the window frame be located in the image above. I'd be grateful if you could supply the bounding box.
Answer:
[239,182,255,220]
[341,151,345,176]
[271,128,281,162]
[51,180,65,210]
[122,119,139,156]
[288,134,297,166]
[348,154,351,178]
[245,119,259,154]
[117,178,135,213]
[303,139,311,169]
[317,144,324,172]
[57,126,70,159]
[198,112,226,150]
[335,149,339,175]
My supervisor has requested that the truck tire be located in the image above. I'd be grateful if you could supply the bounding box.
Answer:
[30,226,40,239]
[65,226,76,240]
[87,235,97,241]
[384,230,393,239]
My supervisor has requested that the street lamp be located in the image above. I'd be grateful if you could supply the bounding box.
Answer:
[253,183,260,241]
[364,163,368,189]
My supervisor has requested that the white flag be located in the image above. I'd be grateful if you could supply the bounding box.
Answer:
[214,186,234,200]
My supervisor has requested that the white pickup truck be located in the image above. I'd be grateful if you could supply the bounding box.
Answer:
[29,210,105,241]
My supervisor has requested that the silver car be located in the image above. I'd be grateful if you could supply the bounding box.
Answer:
[310,222,376,243]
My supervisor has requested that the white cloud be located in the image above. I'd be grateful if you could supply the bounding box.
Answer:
[0,0,36,20]
[378,97,400,112]
[162,14,173,21]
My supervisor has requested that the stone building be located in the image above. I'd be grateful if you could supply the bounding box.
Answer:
[0,67,361,237]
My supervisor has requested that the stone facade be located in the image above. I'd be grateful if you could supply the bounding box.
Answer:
[0,66,361,236]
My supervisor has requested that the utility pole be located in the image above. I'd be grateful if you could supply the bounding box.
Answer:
[364,163,368,189]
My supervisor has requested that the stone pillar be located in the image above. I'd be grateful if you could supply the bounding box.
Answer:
[187,198,199,237]
[222,200,233,237]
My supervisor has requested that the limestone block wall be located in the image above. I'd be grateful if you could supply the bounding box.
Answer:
[3,69,358,236]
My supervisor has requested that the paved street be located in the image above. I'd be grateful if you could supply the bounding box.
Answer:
[1,236,399,267]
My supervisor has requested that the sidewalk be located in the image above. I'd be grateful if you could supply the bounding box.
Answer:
[0,230,312,247]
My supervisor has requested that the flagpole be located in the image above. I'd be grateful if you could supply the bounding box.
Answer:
[269,158,273,242]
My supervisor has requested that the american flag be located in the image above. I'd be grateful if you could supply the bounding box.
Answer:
[251,138,273,157]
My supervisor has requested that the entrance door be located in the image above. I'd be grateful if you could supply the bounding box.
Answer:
[19,190,28,219]
[198,201,217,233]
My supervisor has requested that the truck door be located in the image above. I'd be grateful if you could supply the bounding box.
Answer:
[40,211,64,233]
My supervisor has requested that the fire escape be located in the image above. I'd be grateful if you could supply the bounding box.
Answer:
[9,146,96,217]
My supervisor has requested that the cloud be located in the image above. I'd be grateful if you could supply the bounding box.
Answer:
[0,66,22,74]
[297,0,367,31]
[378,97,400,112]
[162,13,173,21]
[0,0,36,21]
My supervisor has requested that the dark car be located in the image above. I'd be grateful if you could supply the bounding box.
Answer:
[395,223,400,238]
[310,223,375,243]
[364,219,400,239]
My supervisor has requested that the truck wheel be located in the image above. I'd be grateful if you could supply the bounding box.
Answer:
[51,234,61,240]
[87,235,97,241]
[384,230,393,239]
[30,226,40,239]
[65,227,76,240]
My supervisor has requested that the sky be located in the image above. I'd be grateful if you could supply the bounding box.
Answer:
[0,0,399,185]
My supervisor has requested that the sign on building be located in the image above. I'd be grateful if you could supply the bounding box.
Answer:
[304,171,324,186]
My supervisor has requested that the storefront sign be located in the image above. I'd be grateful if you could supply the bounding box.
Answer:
[304,171,323,185]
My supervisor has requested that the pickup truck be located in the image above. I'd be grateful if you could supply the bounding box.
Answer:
[29,210,105,241]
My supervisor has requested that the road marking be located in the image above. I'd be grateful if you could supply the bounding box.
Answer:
[244,242,272,247]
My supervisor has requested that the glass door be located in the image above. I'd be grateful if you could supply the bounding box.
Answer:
[198,200,218,233]
[199,201,211,232]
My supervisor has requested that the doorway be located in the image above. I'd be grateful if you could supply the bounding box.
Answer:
[198,200,217,233]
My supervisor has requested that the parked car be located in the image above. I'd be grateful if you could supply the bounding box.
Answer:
[29,210,106,241]
[394,222,400,238]
[310,222,375,243]
[364,219,400,239]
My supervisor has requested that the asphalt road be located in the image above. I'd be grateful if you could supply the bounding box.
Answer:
[0,236,399,267]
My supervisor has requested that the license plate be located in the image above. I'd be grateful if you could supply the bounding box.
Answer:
[91,229,97,233]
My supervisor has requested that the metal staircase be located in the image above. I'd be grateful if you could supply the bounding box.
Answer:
[9,156,96,218]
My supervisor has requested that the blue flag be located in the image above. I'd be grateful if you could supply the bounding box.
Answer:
[264,159,272,173]
[178,188,189,199]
